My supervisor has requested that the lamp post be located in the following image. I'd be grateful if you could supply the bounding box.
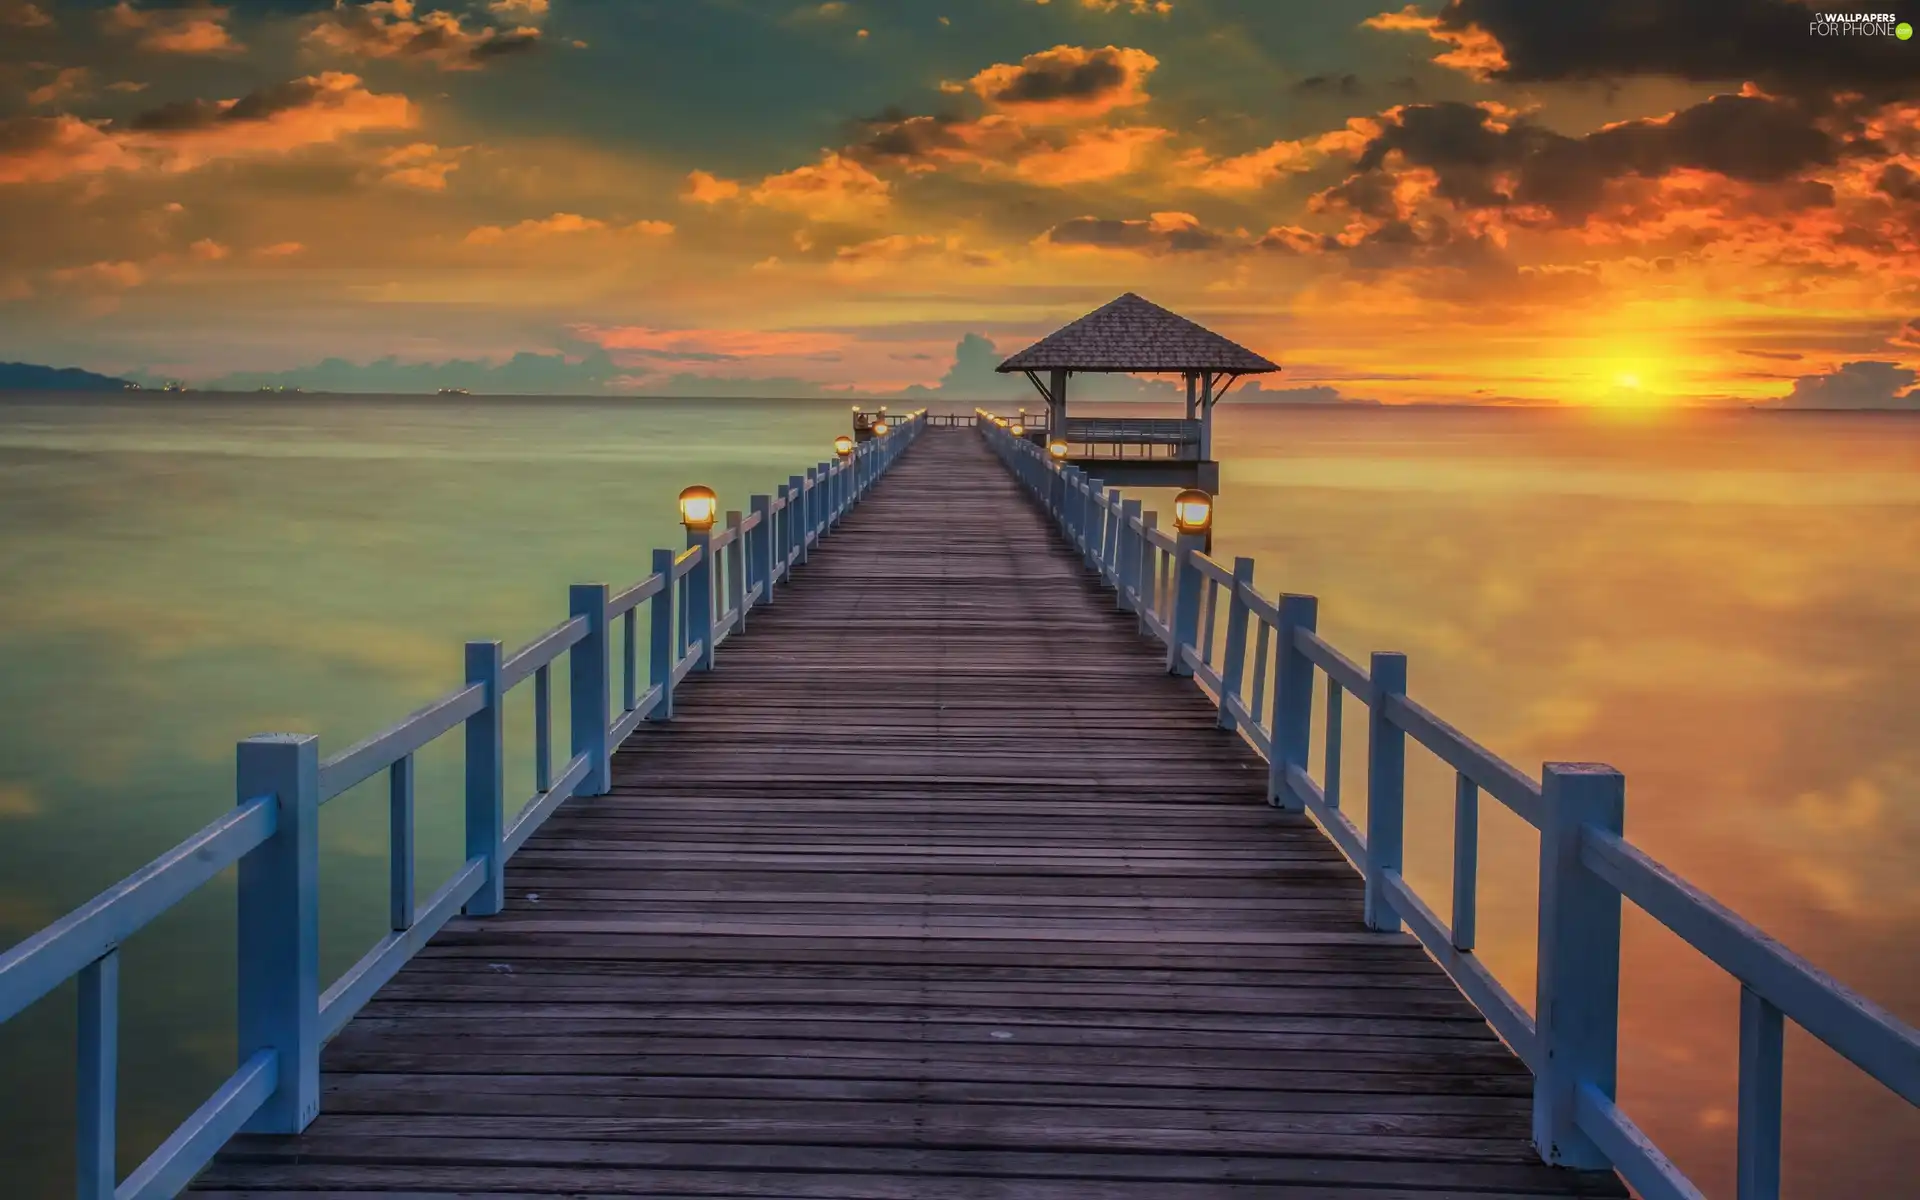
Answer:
[872,418,890,436]
[834,434,854,458]
[678,485,717,670]
[1048,439,1067,460]
[1167,487,1213,675]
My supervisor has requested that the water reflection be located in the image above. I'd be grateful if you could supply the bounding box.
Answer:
[1195,405,1920,1197]
[0,399,1913,1197]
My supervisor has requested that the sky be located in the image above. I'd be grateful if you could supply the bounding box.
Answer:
[0,0,1917,406]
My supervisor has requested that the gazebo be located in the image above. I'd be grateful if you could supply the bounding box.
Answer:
[996,292,1278,491]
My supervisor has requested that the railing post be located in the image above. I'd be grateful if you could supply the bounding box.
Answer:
[1364,651,1407,932]
[686,529,715,670]
[1117,498,1142,612]
[748,495,770,607]
[463,639,507,914]
[567,585,611,798]
[1084,480,1105,571]
[1217,557,1256,731]
[1533,762,1625,1168]
[1066,468,1085,547]
[1135,511,1159,635]
[725,510,745,633]
[1167,531,1206,676]
[76,950,118,1200]
[790,476,808,566]
[647,549,675,720]
[1268,594,1316,810]
[1738,986,1785,1200]
[235,732,320,1134]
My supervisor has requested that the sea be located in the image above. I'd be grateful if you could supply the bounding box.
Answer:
[0,393,1915,1197]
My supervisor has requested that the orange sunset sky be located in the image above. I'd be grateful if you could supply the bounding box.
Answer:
[1,0,1917,406]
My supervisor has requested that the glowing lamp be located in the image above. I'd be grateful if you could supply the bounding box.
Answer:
[1048,439,1068,460]
[678,484,718,532]
[872,419,890,436]
[1172,489,1213,535]
[834,434,854,458]
[1010,423,1025,437]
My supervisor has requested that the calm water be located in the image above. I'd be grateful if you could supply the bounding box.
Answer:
[0,396,1915,1196]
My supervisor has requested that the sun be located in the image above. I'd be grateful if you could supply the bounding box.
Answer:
[1614,372,1642,390]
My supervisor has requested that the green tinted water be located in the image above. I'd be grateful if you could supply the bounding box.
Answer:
[1,397,1915,1196]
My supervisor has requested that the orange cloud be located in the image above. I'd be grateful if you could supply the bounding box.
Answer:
[465,213,674,243]
[101,2,243,54]
[1,74,415,186]
[1,1,54,29]
[306,0,541,71]
[1362,5,1508,80]
[188,238,229,260]
[51,259,147,290]
[0,116,142,184]
[465,212,606,243]
[829,233,1001,276]
[748,151,890,220]
[27,68,91,108]
[126,73,415,173]
[682,169,741,203]
[965,44,1158,122]
[252,241,306,258]
[378,141,461,189]
[1014,123,1169,183]
[1185,118,1381,191]
[579,324,848,364]
[1030,0,1172,13]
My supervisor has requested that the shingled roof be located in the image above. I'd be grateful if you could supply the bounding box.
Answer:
[996,292,1279,374]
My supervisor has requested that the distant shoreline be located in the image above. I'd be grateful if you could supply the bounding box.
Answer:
[0,389,1911,414]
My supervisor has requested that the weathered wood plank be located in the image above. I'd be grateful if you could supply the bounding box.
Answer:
[197,430,1621,1197]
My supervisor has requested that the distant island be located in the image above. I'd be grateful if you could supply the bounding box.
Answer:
[0,362,132,391]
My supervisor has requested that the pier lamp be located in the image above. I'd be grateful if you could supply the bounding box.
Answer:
[1010,423,1025,437]
[678,484,718,533]
[834,434,854,458]
[1172,489,1213,535]
[1048,439,1068,460]
[872,418,890,436]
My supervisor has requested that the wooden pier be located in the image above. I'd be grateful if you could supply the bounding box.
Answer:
[189,431,1620,1196]
[5,414,1914,1200]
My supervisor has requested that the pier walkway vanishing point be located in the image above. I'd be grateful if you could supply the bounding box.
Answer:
[3,416,1915,1198]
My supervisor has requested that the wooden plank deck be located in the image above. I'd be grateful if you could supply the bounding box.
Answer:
[196,430,1625,1198]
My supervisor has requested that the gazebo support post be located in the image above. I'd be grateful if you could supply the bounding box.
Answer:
[1050,368,1069,437]
[1199,370,1214,461]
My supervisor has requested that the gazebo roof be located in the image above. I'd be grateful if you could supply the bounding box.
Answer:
[996,292,1279,375]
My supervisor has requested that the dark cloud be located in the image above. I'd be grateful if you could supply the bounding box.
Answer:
[1879,164,1920,205]
[1347,94,1852,225]
[989,48,1128,106]
[1436,0,1920,100]
[1778,360,1919,408]
[1312,169,1400,218]
[843,109,967,167]
[470,27,539,60]
[1044,213,1225,253]
[1293,73,1363,97]
[130,76,336,130]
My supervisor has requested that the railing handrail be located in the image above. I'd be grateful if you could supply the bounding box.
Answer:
[976,414,1920,1199]
[0,410,928,1199]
